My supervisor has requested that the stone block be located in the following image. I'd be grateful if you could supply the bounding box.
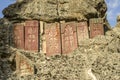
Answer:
[90,18,104,38]
[77,21,89,45]
[44,22,61,56]
[16,52,34,76]
[25,20,39,52]
[61,22,78,54]
[14,23,24,49]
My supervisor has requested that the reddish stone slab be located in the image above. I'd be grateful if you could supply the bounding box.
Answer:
[19,58,34,76]
[61,22,78,54]
[90,19,104,38]
[45,23,61,56]
[14,23,24,49]
[77,21,89,44]
[25,20,39,26]
[25,20,39,52]
[16,53,34,76]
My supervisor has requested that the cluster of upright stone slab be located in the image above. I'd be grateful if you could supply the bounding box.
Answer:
[13,21,39,52]
[13,18,104,56]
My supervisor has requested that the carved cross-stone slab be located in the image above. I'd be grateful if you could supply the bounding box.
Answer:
[90,18,104,38]
[77,21,89,45]
[45,23,61,56]
[14,23,24,49]
[61,22,78,54]
[25,20,39,52]
[16,52,34,76]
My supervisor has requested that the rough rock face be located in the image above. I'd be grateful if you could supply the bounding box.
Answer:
[0,19,14,80]
[0,15,120,80]
[3,0,107,22]
[91,16,120,80]
[8,34,120,80]
[0,18,11,56]
[1,1,120,80]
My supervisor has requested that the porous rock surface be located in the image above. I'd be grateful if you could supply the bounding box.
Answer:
[8,33,120,80]
[3,0,107,22]
[0,17,120,80]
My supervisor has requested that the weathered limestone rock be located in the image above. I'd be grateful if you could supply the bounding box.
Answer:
[1,1,120,80]
[106,15,120,38]
[3,0,107,22]
[0,18,11,55]
[90,15,120,80]
[8,34,120,80]
[0,19,15,80]
[92,53,120,80]
[1,32,120,80]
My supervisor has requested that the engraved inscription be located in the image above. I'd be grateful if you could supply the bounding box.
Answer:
[63,25,74,52]
[25,20,39,51]
[45,23,61,56]
[77,22,89,44]
[90,23,104,38]
[61,22,78,54]
[14,24,24,49]
[27,27,36,45]
[92,27,101,35]
[19,56,34,76]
